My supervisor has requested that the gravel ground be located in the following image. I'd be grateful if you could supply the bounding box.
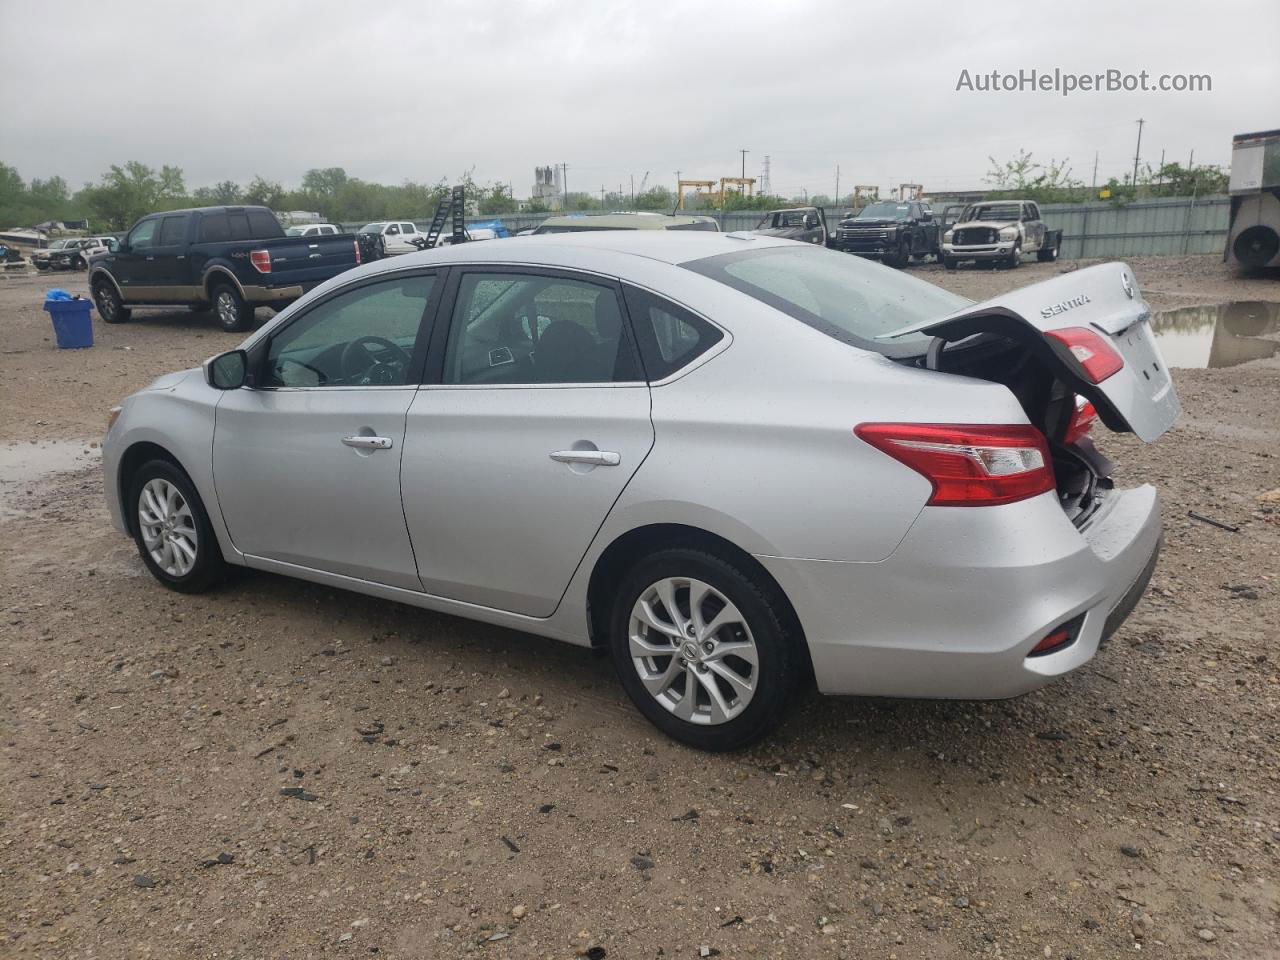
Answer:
[1,255,1277,959]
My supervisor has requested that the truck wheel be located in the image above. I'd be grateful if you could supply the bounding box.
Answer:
[92,279,131,324]
[211,282,254,333]
[942,255,958,270]
[1036,238,1059,262]
[892,238,911,268]
[1004,243,1021,268]
[73,255,87,271]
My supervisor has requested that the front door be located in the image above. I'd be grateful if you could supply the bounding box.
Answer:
[114,216,161,298]
[212,270,441,589]
[402,268,654,617]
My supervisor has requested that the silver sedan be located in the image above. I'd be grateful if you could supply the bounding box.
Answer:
[103,232,1178,750]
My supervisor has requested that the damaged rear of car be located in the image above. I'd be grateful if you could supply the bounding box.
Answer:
[684,247,1177,701]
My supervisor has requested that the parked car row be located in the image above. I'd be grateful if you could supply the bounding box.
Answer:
[32,235,119,271]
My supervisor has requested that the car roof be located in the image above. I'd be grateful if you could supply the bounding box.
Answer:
[370,229,793,270]
[536,213,716,230]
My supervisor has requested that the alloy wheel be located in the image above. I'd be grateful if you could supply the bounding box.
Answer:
[95,286,116,320]
[137,477,198,577]
[216,291,238,328]
[628,577,759,725]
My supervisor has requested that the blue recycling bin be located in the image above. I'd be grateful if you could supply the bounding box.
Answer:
[44,295,94,349]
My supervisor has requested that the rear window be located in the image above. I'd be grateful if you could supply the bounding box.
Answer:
[248,210,282,238]
[623,285,724,379]
[681,246,968,356]
[200,214,230,242]
[157,215,188,246]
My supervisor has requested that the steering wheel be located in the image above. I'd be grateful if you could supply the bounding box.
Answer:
[340,336,412,384]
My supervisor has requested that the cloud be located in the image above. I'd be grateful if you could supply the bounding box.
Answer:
[1,0,1274,199]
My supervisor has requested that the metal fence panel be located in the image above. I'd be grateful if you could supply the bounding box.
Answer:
[342,195,1230,260]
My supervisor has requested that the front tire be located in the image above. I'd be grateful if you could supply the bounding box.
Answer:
[92,279,131,324]
[1005,242,1021,268]
[129,459,226,593]
[942,255,958,270]
[211,282,254,332]
[608,548,803,751]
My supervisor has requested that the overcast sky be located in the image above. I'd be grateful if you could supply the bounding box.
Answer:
[2,0,1276,200]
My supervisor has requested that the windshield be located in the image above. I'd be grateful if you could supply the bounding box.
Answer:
[857,202,911,220]
[359,222,386,234]
[962,204,1020,222]
[48,239,70,250]
[682,245,968,356]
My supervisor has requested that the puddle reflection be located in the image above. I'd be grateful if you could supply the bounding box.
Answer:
[1151,301,1279,369]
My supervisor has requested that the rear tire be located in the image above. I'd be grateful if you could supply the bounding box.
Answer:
[608,547,803,751]
[92,279,131,324]
[211,282,254,332]
[128,459,227,594]
[1037,237,1059,262]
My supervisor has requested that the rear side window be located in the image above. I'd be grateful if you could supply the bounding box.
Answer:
[157,215,188,246]
[248,210,282,238]
[200,215,229,242]
[227,213,252,240]
[622,285,724,380]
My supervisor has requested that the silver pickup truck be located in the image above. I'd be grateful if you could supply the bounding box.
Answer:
[940,200,1061,269]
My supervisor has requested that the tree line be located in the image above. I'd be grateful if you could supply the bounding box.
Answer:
[2,152,1233,233]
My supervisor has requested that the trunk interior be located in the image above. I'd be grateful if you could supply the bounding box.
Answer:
[898,336,1113,527]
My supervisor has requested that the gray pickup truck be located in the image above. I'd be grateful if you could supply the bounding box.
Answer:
[940,200,1062,269]
[751,206,830,246]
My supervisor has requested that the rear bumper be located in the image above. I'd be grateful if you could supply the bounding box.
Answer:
[246,283,305,303]
[758,485,1163,699]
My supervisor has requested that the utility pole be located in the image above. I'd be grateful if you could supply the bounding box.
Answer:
[1091,151,1098,190]
[834,164,840,206]
[1131,119,1144,187]
[630,174,634,207]
[600,185,605,206]
[739,149,749,180]
[561,163,569,204]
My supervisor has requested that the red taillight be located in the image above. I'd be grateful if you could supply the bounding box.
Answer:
[249,249,272,274]
[1028,627,1072,656]
[1045,326,1123,383]
[854,423,1055,507]
[1063,396,1097,445]
[353,238,361,265]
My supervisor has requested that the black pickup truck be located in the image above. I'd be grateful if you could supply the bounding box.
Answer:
[833,200,939,267]
[89,206,366,331]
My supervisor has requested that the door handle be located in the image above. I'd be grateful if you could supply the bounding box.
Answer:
[550,450,620,466]
[145,256,155,261]
[342,435,393,450]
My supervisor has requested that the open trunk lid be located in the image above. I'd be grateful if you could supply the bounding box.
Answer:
[880,262,1180,442]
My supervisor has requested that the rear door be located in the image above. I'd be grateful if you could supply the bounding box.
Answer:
[150,213,193,295]
[401,267,654,616]
[881,262,1180,441]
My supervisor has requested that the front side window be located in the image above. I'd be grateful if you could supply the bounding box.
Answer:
[264,274,436,388]
[682,245,968,357]
[127,219,159,249]
[443,272,640,385]
[623,286,724,380]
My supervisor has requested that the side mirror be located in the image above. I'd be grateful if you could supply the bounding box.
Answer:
[204,349,248,390]
[117,241,130,254]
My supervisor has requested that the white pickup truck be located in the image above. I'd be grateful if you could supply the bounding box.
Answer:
[940,200,1062,269]
[357,220,424,255]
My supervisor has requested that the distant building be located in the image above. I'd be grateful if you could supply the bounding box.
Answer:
[532,165,563,209]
